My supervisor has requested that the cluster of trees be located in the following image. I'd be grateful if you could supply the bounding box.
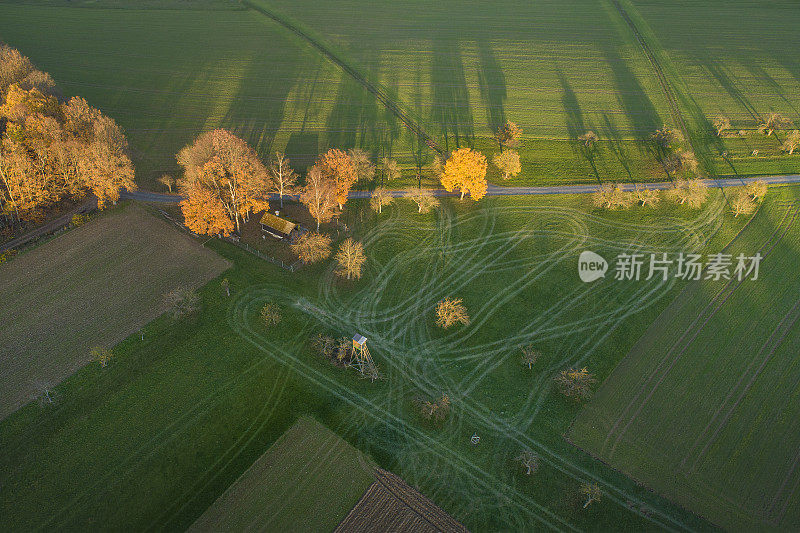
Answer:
[0,44,136,225]
[714,113,799,154]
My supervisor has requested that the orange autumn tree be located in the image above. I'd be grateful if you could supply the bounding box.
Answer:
[440,148,488,200]
[177,129,271,235]
[316,148,356,208]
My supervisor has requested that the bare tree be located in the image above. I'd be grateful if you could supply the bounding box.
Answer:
[593,183,634,210]
[90,346,113,368]
[651,127,683,150]
[335,238,366,280]
[783,130,800,155]
[746,179,768,201]
[221,278,230,297]
[580,483,602,508]
[521,345,540,369]
[666,178,708,208]
[731,191,757,217]
[164,287,200,319]
[407,188,439,213]
[291,232,332,264]
[759,113,793,136]
[260,302,282,327]
[268,152,298,209]
[555,368,597,401]
[578,131,599,148]
[158,174,175,193]
[515,450,540,475]
[417,394,451,422]
[300,165,337,231]
[382,157,401,184]
[712,116,731,137]
[436,297,470,328]
[348,148,375,182]
[495,121,523,151]
[492,150,521,180]
[634,186,661,207]
[370,187,394,214]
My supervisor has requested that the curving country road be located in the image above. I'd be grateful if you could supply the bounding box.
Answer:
[121,174,800,204]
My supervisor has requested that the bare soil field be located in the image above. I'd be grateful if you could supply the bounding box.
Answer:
[0,205,229,420]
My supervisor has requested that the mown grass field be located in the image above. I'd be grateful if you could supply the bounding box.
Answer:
[0,204,229,421]
[0,189,755,531]
[570,185,800,530]
[190,416,376,532]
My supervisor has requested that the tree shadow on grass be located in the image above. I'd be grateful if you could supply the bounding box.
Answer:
[430,37,474,152]
[602,112,634,181]
[476,39,506,135]
[558,71,599,182]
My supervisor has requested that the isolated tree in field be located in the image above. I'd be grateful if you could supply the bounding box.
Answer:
[164,287,200,319]
[90,346,113,368]
[291,231,332,264]
[268,152,298,209]
[663,151,698,178]
[430,154,446,179]
[177,129,270,234]
[515,450,540,475]
[348,148,375,182]
[593,183,633,210]
[634,186,660,207]
[731,190,757,217]
[180,186,235,236]
[495,121,522,151]
[650,127,682,152]
[370,187,394,214]
[521,345,541,369]
[667,178,708,208]
[317,148,357,208]
[578,131,599,149]
[382,157,401,183]
[220,278,230,296]
[713,116,731,137]
[440,148,488,200]
[417,394,451,422]
[580,483,602,509]
[300,166,337,231]
[334,238,366,280]
[783,130,800,155]
[759,113,793,136]
[746,179,768,201]
[158,174,175,193]
[260,302,282,328]
[436,297,470,328]
[407,188,439,214]
[555,367,597,401]
[492,150,521,180]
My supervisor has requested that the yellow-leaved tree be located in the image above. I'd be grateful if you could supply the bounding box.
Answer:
[440,148,488,201]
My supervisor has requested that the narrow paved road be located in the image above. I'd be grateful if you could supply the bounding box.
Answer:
[121,174,800,204]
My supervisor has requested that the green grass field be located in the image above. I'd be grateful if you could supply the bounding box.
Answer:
[0,188,756,531]
[189,416,376,532]
[570,185,800,530]
[0,205,229,421]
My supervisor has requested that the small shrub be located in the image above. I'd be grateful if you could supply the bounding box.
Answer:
[71,213,90,227]
[260,302,282,328]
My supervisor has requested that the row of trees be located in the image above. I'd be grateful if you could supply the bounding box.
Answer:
[0,44,136,225]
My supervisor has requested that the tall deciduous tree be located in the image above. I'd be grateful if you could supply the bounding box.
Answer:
[300,165,337,231]
[731,190,757,217]
[759,113,793,136]
[158,174,175,193]
[667,178,708,208]
[492,150,521,180]
[440,148,488,200]
[268,152,297,209]
[713,116,731,136]
[317,148,356,209]
[348,148,375,182]
[436,297,470,328]
[177,129,270,234]
[783,130,800,155]
[746,179,768,201]
[334,238,366,280]
[555,367,596,401]
[381,157,401,183]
